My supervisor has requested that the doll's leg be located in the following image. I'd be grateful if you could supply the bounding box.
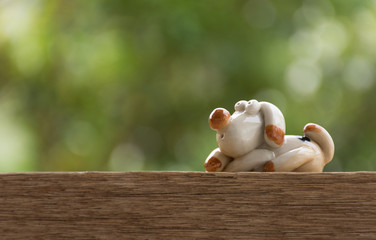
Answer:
[204,148,232,172]
[223,149,275,172]
[293,158,324,172]
[264,147,315,172]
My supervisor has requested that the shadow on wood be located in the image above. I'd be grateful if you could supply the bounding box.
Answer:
[0,172,375,239]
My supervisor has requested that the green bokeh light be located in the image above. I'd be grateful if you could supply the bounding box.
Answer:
[0,0,376,171]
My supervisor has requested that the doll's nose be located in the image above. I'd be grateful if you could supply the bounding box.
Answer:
[209,108,231,130]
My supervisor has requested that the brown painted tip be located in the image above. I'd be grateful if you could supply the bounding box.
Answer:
[204,156,222,172]
[263,161,275,172]
[209,108,231,130]
[265,125,285,146]
[303,124,321,133]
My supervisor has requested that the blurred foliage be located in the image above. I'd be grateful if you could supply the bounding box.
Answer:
[0,0,376,172]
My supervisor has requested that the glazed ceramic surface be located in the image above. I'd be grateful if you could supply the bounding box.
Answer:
[204,100,335,172]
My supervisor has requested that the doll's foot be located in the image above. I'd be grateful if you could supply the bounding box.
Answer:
[204,157,222,172]
[263,161,275,172]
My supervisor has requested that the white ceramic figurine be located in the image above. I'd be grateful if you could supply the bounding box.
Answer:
[204,100,334,172]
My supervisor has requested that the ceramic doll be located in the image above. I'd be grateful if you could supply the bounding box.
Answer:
[204,100,334,172]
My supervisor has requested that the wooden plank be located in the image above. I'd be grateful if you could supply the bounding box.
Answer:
[0,172,375,239]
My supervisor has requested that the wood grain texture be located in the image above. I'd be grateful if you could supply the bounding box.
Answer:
[0,172,375,239]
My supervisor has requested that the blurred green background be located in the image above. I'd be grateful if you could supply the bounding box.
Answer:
[0,0,375,172]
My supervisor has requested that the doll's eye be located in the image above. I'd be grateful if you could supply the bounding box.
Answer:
[234,100,247,111]
[220,134,225,139]
[246,100,261,115]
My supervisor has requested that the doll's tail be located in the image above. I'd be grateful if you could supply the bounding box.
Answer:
[303,123,335,164]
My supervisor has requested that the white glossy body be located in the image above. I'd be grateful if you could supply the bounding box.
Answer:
[204,100,334,172]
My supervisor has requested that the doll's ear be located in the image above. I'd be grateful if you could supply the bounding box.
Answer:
[260,102,285,148]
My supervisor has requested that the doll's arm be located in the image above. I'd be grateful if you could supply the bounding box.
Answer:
[204,148,232,172]
[223,149,275,172]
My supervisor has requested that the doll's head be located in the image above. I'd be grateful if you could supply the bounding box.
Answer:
[209,100,285,158]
